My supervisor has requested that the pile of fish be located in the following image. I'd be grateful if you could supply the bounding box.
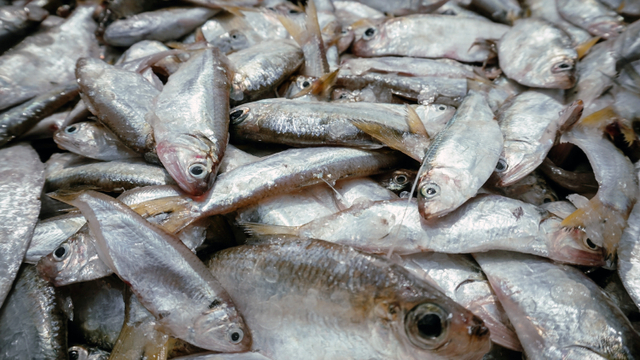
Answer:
[2,0,640,358]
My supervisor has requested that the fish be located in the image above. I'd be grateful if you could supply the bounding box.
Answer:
[494,91,582,186]
[556,0,625,39]
[227,39,304,104]
[0,143,45,307]
[149,47,231,196]
[497,19,577,89]
[352,15,509,63]
[54,122,141,161]
[0,5,99,112]
[207,238,491,359]
[103,7,218,47]
[475,251,640,359]
[415,92,503,219]
[243,195,604,266]
[0,4,49,54]
[58,190,251,352]
[399,253,522,351]
[0,82,79,147]
[337,0,449,16]
[0,265,67,359]
[76,57,157,157]
[523,0,592,45]
[24,213,87,264]
[19,110,69,140]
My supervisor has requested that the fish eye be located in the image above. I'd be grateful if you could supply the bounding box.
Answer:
[583,237,599,250]
[339,93,348,99]
[495,158,508,172]
[363,27,377,40]
[53,243,70,261]
[228,328,244,344]
[64,125,78,134]
[302,80,311,88]
[405,303,449,349]
[553,61,574,73]
[394,174,409,185]
[68,349,79,360]
[438,105,446,111]
[189,164,207,179]
[543,197,553,203]
[420,183,440,199]
[230,108,249,124]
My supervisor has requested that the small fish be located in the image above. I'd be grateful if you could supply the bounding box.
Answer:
[0,265,67,359]
[103,7,218,47]
[0,143,45,307]
[416,92,503,219]
[475,251,640,359]
[556,0,625,39]
[149,47,231,196]
[0,5,99,112]
[207,238,491,359]
[498,19,577,89]
[524,0,591,45]
[54,122,141,161]
[243,195,604,266]
[352,15,509,63]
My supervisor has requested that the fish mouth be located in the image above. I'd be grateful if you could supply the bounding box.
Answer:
[588,21,625,39]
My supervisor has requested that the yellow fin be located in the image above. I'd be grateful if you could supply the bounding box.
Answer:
[47,190,82,205]
[277,13,307,46]
[620,122,637,146]
[576,36,601,59]
[578,106,617,129]
[350,120,425,161]
[405,104,429,138]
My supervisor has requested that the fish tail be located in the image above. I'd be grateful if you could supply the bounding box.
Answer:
[575,36,600,59]
[241,222,300,237]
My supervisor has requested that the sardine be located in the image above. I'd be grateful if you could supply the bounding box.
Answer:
[207,238,491,359]
[556,0,624,39]
[60,190,251,352]
[495,91,582,186]
[54,122,141,161]
[0,143,45,307]
[498,19,577,89]
[475,251,640,359]
[149,47,231,196]
[0,82,79,147]
[103,7,218,47]
[352,15,509,63]
[0,265,67,359]
[416,92,503,219]
[0,5,98,111]
[243,195,604,266]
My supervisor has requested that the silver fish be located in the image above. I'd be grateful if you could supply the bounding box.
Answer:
[149,47,230,196]
[0,5,98,111]
[0,4,49,54]
[0,82,79,147]
[523,0,591,45]
[63,190,251,352]
[416,92,503,219]
[24,213,87,264]
[103,7,218,47]
[498,19,577,89]
[352,15,509,63]
[556,0,625,39]
[0,143,44,307]
[0,265,67,359]
[54,122,141,161]
[207,238,491,359]
[475,251,640,359]
[19,110,68,140]
[243,195,604,266]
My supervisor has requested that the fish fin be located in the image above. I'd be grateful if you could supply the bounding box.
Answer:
[620,122,637,146]
[350,120,424,161]
[277,12,308,46]
[506,10,520,24]
[319,178,350,211]
[405,104,429,138]
[575,36,600,59]
[558,99,584,132]
[305,0,322,43]
[241,222,300,237]
[469,38,498,64]
[291,69,339,99]
[466,78,493,94]
[194,27,207,43]
[47,190,83,205]
[617,0,626,12]
[128,197,196,233]
[578,106,618,129]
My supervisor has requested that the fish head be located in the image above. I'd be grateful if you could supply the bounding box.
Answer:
[395,295,491,359]
[54,122,100,156]
[543,217,606,266]
[191,302,252,352]
[156,135,218,196]
[337,27,355,53]
[351,19,390,57]
[36,231,94,287]
[417,170,472,220]
[495,141,546,187]
[588,20,625,40]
